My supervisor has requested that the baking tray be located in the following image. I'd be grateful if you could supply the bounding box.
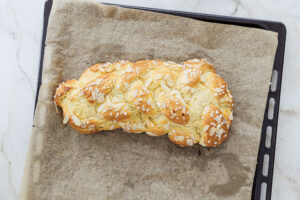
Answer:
[36,0,286,199]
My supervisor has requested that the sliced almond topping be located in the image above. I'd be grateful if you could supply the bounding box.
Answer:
[209,127,216,136]
[63,115,69,124]
[72,115,81,127]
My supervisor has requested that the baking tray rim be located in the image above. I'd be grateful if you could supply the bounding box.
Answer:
[34,1,286,200]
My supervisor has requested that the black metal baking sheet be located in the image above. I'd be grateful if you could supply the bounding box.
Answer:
[36,1,286,199]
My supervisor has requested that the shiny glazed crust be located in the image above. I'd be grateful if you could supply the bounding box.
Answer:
[54,59,233,147]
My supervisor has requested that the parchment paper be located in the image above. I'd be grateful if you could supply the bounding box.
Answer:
[21,0,278,199]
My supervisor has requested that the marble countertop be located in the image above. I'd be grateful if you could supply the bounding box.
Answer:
[0,0,299,199]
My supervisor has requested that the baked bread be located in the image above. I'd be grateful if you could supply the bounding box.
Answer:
[54,59,233,147]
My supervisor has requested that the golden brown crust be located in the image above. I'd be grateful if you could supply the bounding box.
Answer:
[127,86,156,116]
[54,79,77,107]
[159,96,190,125]
[168,126,200,147]
[146,122,169,136]
[199,104,229,147]
[64,113,99,134]
[54,59,233,147]
[102,107,131,122]
[82,75,114,103]
[179,59,216,87]
[205,72,228,100]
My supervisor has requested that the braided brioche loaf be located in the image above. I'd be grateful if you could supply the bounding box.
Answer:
[54,59,233,147]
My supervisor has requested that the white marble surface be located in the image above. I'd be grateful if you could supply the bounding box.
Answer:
[0,0,299,199]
